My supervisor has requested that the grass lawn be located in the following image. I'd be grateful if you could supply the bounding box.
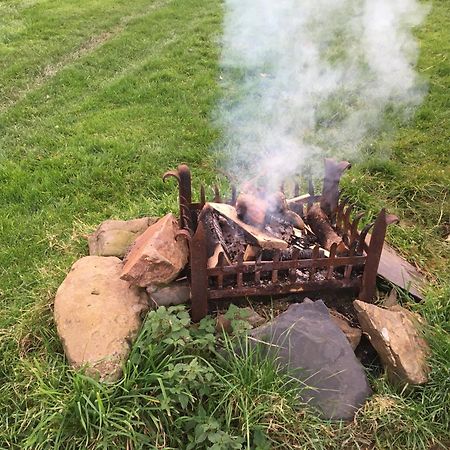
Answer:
[0,0,448,448]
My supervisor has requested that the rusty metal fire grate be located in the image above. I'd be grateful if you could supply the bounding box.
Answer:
[163,162,398,322]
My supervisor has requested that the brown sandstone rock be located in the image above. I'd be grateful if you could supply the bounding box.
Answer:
[88,217,158,258]
[354,300,430,386]
[54,256,149,381]
[329,310,362,350]
[121,213,189,287]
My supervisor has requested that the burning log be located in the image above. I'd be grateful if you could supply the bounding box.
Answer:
[236,191,305,230]
[236,192,267,228]
[306,204,347,254]
[209,202,288,250]
[200,205,233,263]
[284,210,305,229]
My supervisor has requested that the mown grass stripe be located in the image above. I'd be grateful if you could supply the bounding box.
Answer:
[0,0,175,113]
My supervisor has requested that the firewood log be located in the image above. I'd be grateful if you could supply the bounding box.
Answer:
[210,203,288,249]
[207,243,231,268]
[306,204,347,254]
[236,193,267,228]
[236,190,305,229]
[285,210,305,230]
[243,245,261,261]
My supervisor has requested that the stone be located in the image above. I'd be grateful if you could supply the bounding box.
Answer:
[354,300,430,386]
[216,314,233,334]
[121,213,189,287]
[366,238,425,300]
[244,307,266,328]
[249,299,372,420]
[215,307,266,334]
[329,310,362,350]
[54,256,149,381]
[146,280,190,307]
[382,289,399,308]
[88,217,158,258]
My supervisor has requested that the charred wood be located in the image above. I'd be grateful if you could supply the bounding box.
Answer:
[306,204,348,254]
[207,243,231,268]
[244,245,261,262]
[209,202,288,250]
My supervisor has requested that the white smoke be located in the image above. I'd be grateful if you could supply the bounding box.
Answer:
[216,0,428,189]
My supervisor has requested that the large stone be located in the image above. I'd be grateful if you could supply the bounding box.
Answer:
[329,309,362,350]
[88,217,158,258]
[146,280,191,307]
[250,299,371,420]
[121,213,189,287]
[54,256,149,381]
[354,300,430,386]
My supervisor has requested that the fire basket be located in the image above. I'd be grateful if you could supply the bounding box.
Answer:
[163,161,398,322]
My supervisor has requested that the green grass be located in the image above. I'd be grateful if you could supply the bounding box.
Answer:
[0,0,449,448]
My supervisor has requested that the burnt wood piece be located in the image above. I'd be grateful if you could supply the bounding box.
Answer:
[287,194,321,205]
[202,206,232,262]
[266,211,304,231]
[208,243,230,268]
[285,210,305,229]
[289,247,325,259]
[236,191,305,230]
[209,203,288,250]
[244,245,261,261]
[236,192,267,228]
[309,245,321,281]
[219,216,247,262]
[287,194,322,217]
[320,159,351,218]
[306,204,347,254]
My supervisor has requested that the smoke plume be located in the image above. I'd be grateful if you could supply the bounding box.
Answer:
[216,0,428,190]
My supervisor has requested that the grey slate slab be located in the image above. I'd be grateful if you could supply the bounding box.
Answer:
[250,299,372,420]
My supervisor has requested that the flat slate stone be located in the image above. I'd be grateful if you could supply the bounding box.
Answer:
[365,237,425,300]
[250,299,371,420]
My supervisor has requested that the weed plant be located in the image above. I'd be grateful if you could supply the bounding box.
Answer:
[1,303,448,449]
